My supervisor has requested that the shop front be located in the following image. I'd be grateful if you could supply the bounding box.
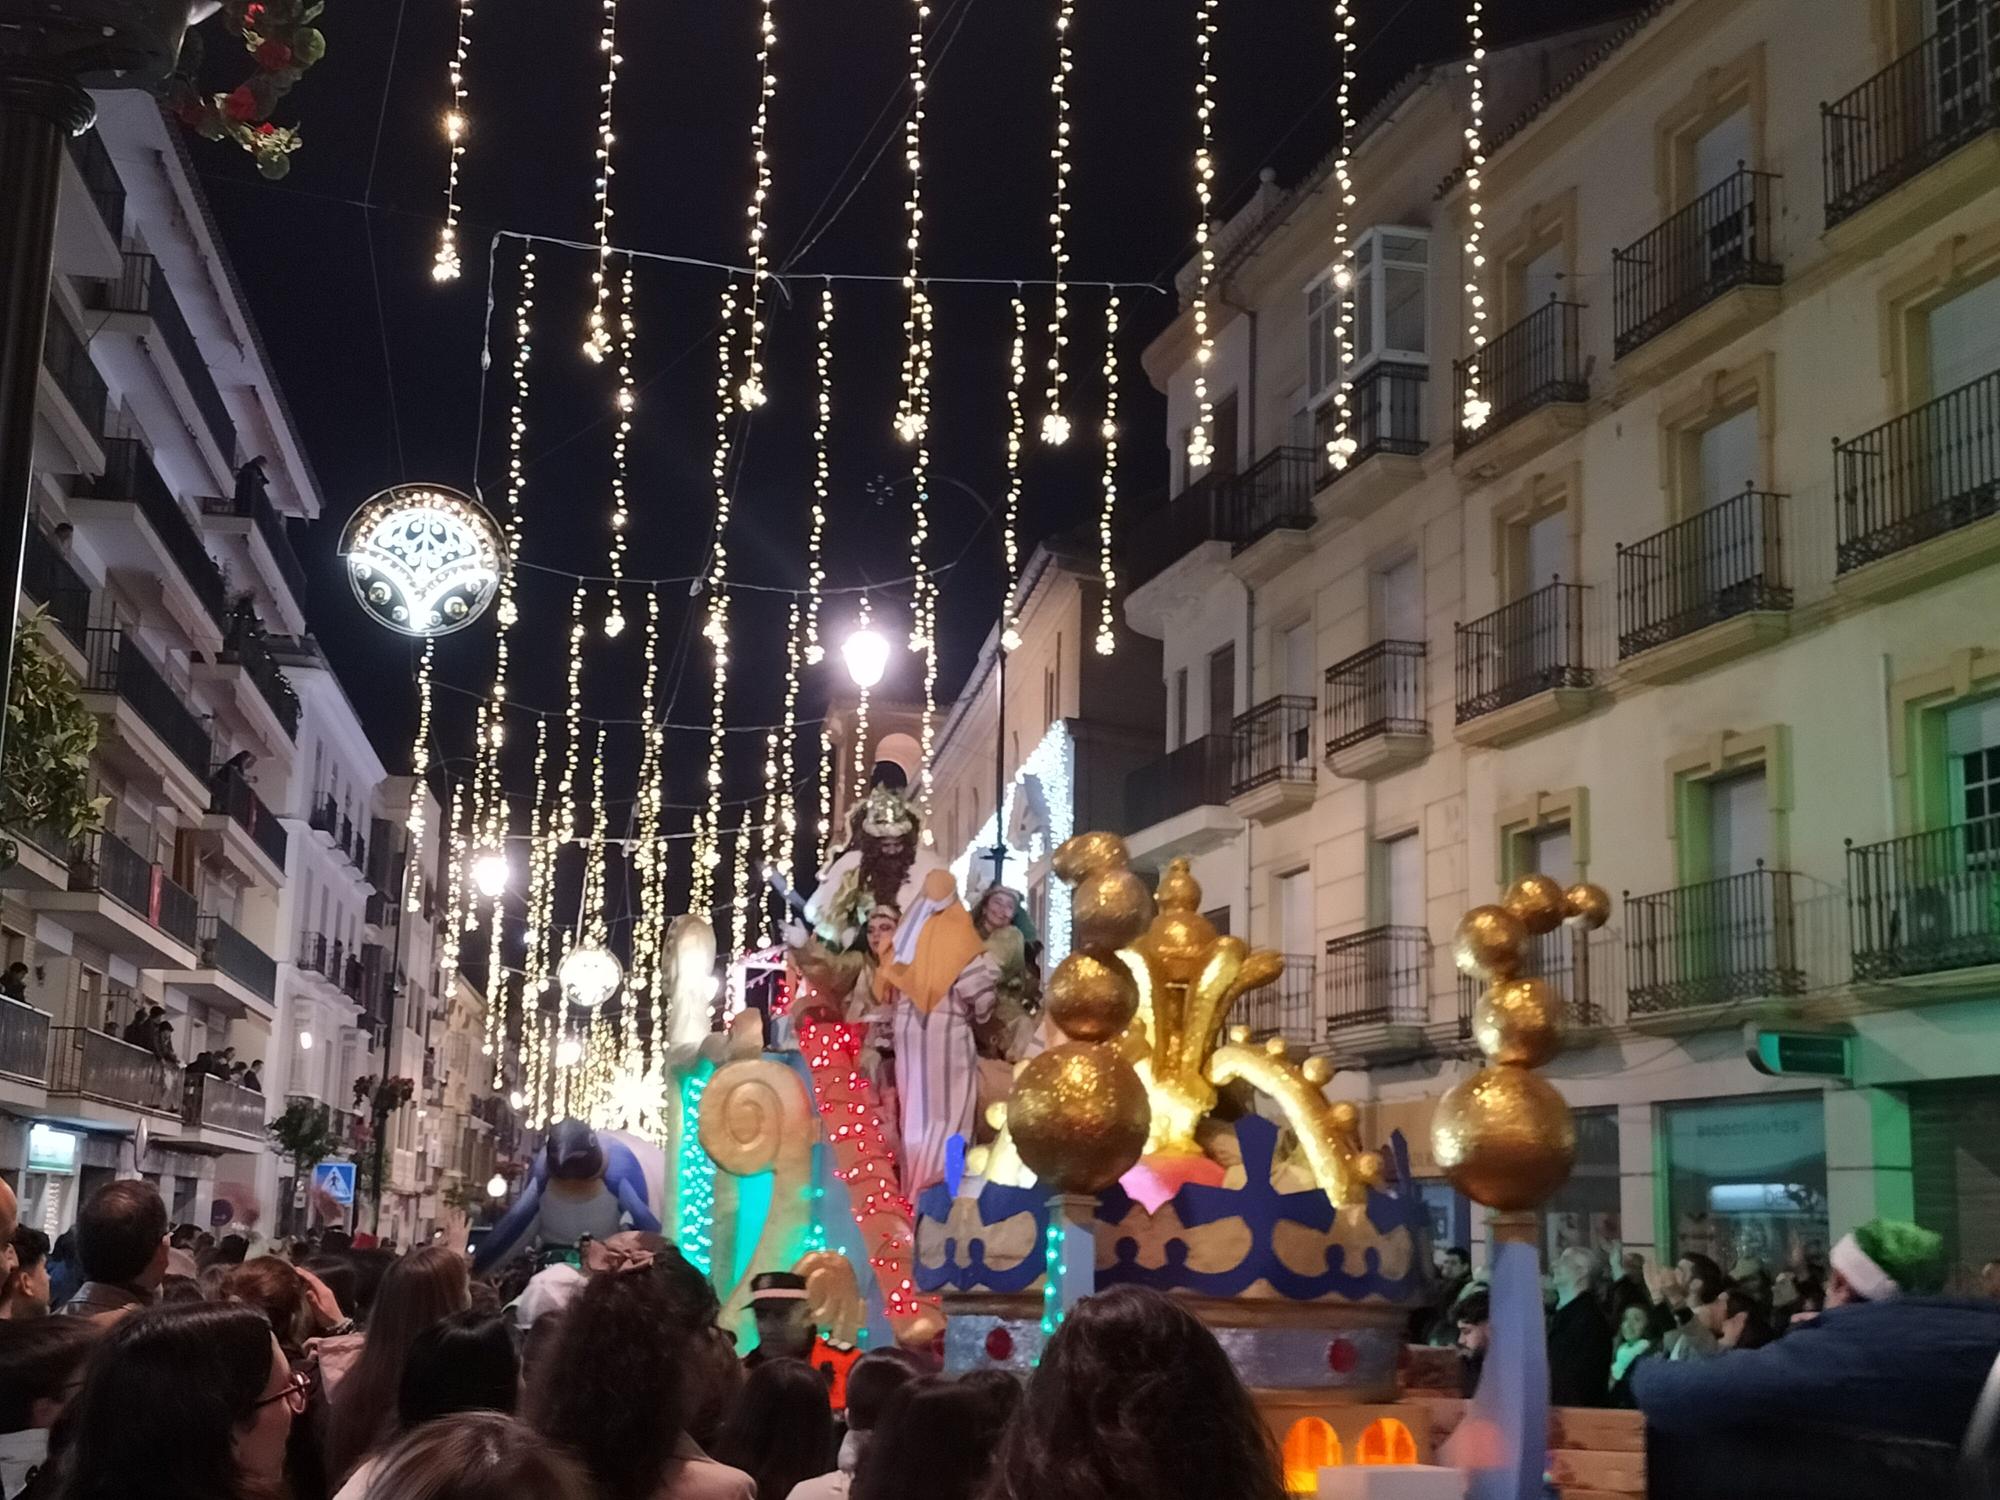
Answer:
[1662,1093,1829,1272]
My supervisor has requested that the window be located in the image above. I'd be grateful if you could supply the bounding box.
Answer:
[1664,1095,1827,1273]
[1207,644,1236,736]
[1945,694,2000,864]
[1202,905,1232,936]
[1696,406,1759,510]
[1704,768,1770,878]
[1926,272,2000,399]
[1278,868,1313,960]
[1372,831,1423,929]
[1172,668,1188,748]
[1306,278,1342,405]
[1522,823,1576,887]
[1692,107,1752,196]
[1374,556,1423,642]
[1312,229,1430,401]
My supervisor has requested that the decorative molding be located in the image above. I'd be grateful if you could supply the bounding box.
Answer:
[1657,351,1777,520]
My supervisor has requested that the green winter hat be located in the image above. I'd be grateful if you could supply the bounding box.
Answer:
[1831,1218,1947,1300]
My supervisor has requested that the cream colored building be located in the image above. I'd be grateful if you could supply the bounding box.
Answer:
[1123,0,2000,1281]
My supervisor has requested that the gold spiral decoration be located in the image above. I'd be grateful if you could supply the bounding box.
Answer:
[701,1057,816,1337]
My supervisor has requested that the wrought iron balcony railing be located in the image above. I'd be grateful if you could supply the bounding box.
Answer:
[0,999,51,1086]
[89,251,240,467]
[1324,925,1429,1028]
[200,488,308,606]
[310,796,340,838]
[198,915,278,1002]
[183,1072,266,1137]
[1231,695,1315,797]
[1847,816,2000,980]
[1822,2,2000,228]
[48,1027,175,1113]
[80,628,213,780]
[42,302,108,440]
[1242,955,1320,1046]
[1121,445,1320,592]
[1617,487,1791,658]
[217,628,301,739]
[1454,300,1588,452]
[1454,581,1593,724]
[1123,735,1234,831]
[74,438,229,628]
[1625,864,1805,1016]
[66,129,126,241]
[1613,168,1782,358]
[1324,640,1426,756]
[21,522,91,648]
[1835,367,2000,572]
[1314,362,1427,484]
[76,831,200,951]
[209,763,289,869]
[1221,446,1317,550]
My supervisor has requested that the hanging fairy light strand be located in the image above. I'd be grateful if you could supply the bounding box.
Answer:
[582,0,624,361]
[909,291,939,803]
[432,0,474,281]
[1184,0,1220,475]
[522,717,551,998]
[736,0,778,410]
[1459,0,1492,432]
[893,0,932,445]
[1094,291,1121,656]
[604,262,636,636]
[803,287,834,667]
[1040,0,1076,446]
[405,639,436,915]
[694,285,742,916]
[850,595,874,801]
[1000,295,1027,654]
[1325,0,1359,472]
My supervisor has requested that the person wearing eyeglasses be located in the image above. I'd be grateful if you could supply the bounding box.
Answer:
[37,1302,303,1500]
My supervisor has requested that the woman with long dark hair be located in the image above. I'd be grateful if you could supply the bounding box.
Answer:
[981,1285,1283,1500]
[327,1246,470,1480]
[332,1311,520,1500]
[851,1376,1016,1500]
[712,1358,834,1500]
[47,1301,305,1500]
[357,1412,590,1500]
[529,1266,754,1500]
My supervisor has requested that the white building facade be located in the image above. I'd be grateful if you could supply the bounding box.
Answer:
[1124,0,2000,1283]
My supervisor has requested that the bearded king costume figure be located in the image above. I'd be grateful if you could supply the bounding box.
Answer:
[795,735,998,1195]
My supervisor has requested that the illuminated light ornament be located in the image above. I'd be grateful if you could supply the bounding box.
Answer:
[1040,0,1075,447]
[339,484,506,637]
[1094,292,1121,657]
[1326,0,1359,472]
[582,0,624,361]
[472,850,509,898]
[1459,0,1492,434]
[559,941,623,1012]
[555,1035,584,1068]
[842,624,891,690]
[486,1172,507,1199]
[1000,296,1027,650]
[1184,0,1220,475]
[803,287,835,667]
[735,0,778,412]
[298,1029,314,1051]
[432,0,474,281]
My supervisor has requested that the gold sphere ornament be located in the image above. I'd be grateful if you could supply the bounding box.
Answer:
[1562,881,1613,931]
[1143,859,1217,985]
[1452,904,1528,980]
[1052,831,1131,883]
[1431,1066,1576,1211]
[1046,948,1140,1043]
[1008,1042,1151,1194]
[1071,867,1154,953]
[1472,976,1562,1068]
[1502,873,1568,936]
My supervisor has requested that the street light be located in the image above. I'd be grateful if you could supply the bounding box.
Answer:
[472,851,509,898]
[298,1030,314,1051]
[555,1037,583,1067]
[486,1172,508,1199]
[842,625,891,689]
[558,942,622,1012]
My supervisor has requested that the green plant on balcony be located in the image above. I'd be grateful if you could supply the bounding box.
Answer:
[2,615,107,868]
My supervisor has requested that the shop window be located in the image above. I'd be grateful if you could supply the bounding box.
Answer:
[1281,1417,1342,1493]
[1356,1418,1417,1465]
[1664,1095,1828,1271]
[1541,1108,1621,1265]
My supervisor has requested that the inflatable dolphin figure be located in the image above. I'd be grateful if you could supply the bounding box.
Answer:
[472,1118,664,1273]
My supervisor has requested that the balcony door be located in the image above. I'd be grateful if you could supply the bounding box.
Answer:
[1207,643,1236,737]
[1691,107,1757,283]
[1692,406,1768,612]
[1930,0,1994,137]
[1371,832,1424,1019]
[1698,769,1783,996]
[1521,823,1581,1014]
[1281,622,1314,766]
[1927,272,2000,399]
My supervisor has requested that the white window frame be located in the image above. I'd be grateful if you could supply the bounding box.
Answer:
[1349,226,1431,383]
[1305,274,1343,406]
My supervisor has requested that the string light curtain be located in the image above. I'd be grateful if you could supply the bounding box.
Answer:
[1459,0,1491,432]
[893,0,932,446]
[1325,0,1359,472]
[1000,295,1027,654]
[1040,0,1076,446]
[432,0,474,280]
[1184,0,1220,476]
[582,0,624,361]
[404,638,435,914]
[736,0,778,410]
[694,285,742,916]
[603,263,636,636]
[1094,291,1121,656]
[803,287,834,668]
[850,595,874,800]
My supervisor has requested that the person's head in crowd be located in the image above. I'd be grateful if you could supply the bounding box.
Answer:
[529,1258,704,1500]
[1677,1252,1725,1309]
[713,1356,835,1500]
[1620,1250,1647,1283]
[466,1279,501,1318]
[198,1264,233,1302]
[5,1227,52,1317]
[855,1375,1016,1500]
[347,1248,395,1323]
[954,1368,1023,1432]
[1982,1259,2000,1301]
[49,1302,301,1500]
[1719,1286,1773,1351]
[72,1179,169,1300]
[1455,1289,1492,1357]
[397,1310,519,1431]
[1826,1218,1947,1307]
[1438,1245,1471,1283]
[169,1224,198,1251]
[1552,1246,1597,1304]
[320,1228,353,1256]
[984,1284,1284,1500]
[0,1317,101,1433]
[304,1256,358,1323]
[685,1324,745,1453]
[517,1308,568,1399]
[221,1258,314,1353]
[330,1244,472,1476]
[156,1274,203,1305]
[747,1271,814,1359]
[212,1233,250,1268]
[1617,1302,1653,1346]
[355,1411,591,1500]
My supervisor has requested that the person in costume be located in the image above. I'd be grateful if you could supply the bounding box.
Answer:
[741,1271,861,1414]
[969,881,1039,1060]
[471,1119,661,1273]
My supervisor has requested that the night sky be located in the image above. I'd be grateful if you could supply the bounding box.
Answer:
[193,0,1632,866]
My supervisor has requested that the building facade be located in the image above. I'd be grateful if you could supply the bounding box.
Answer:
[1124,0,2000,1282]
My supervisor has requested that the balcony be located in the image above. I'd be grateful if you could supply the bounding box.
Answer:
[71,437,229,633]
[1323,640,1428,780]
[1516,926,1620,1034]
[65,129,126,244]
[200,489,309,619]
[19,521,92,652]
[1625,865,1805,1031]
[0,998,52,1093]
[1121,736,1236,863]
[309,796,340,844]
[46,1027,178,1119]
[1323,926,1430,1060]
[41,302,108,453]
[79,628,213,788]
[1612,168,1782,385]
[1848,817,2000,986]
[1617,487,1792,681]
[1221,446,1318,582]
[0,821,72,895]
[1122,448,1318,604]
[87,251,240,468]
[1453,300,1589,474]
[1313,363,1428,519]
[1453,582,1596,746]
[1241,955,1320,1047]
[1228,695,1315,822]
[42,830,200,968]
[205,762,289,878]
[177,1072,268,1145]
[1834,368,2000,597]
[208,628,302,743]
[157,914,278,1017]
[1822,4,2000,245]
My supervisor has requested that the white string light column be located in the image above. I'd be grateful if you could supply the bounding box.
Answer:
[737,0,778,411]
[1326,0,1359,472]
[432,0,474,281]
[1095,291,1121,656]
[1459,0,1492,433]
[694,284,741,917]
[1040,0,1076,446]
[582,0,624,361]
[1185,0,1220,476]
[604,263,636,637]
[1001,294,1027,654]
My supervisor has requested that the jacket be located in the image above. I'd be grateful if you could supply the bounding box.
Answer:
[1632,1295,2000,1446]
[1547,1292,1612,1408]
[58,1282,149,1322]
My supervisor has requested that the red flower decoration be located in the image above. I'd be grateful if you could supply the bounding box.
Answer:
[255,37,292,69]
[222,84,261,122]
[256,122,276,136]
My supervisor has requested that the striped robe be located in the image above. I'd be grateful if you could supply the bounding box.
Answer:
[881,950,999,1196]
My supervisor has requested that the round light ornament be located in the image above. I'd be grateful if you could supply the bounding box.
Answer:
[558,941,624,1012]
[339,483,507,637]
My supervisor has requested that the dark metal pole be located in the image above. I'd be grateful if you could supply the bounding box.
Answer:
[0,71,93,777]
[988,641,1007,890]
